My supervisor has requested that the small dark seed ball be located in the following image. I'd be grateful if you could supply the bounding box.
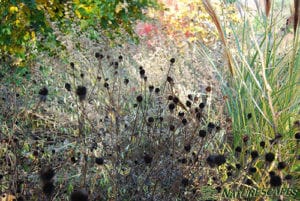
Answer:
[65,83,71,91]
[167,76,173,83]
[199,102,205,109]
[186,101,192,107]
[245,179,253,186]
[277,162,286,170]
[178,112,184,117]
[104,82,109,89]
[208,122,215,129]
[205,86,212,92]
[144,154,153,164]
[199,130,206,138]
[184,144,191,152]
[149,85,154,92]
[124,78,129,85]
[227,171,232,177]
[250,151,259,160]
[182,118,187,125]
[285,174,292,180]
[236,163,241,169]
[269,171,275,176]
[159,117,164,122]
[169,125,175,131]
[136,95,143,103]
[147,117,154,123]
[260,141,266,148]
[168,103,175,111]
[270,175,282,187]
[215,186,222,193]
[178,158,187,164]
[70,62,75,68]
[95,157,104,165]
[154,88,160,93]
[187,94,193,101]
[139,69,145,77]
[235,146,242,153]
[170,58,175,64]
[247,113,252,119]
[181,178,189,187]
[118,55,123,61]
[173,96,179,104]
[249,167,257,173]
[295,132,300,140]
[265,152,275,162]
[168,95,173,100]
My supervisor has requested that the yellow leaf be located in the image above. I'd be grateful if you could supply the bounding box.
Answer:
[9,6,18,13]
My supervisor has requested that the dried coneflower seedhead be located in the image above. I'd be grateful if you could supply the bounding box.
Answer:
[149,85,154,92]
[40,167,55,182]
[169,125,175,131]
[265,152,275,162]
[205,86,212,92]
[136,95,143,103]
[184,144,191,152]
[167,76,173,83]
[178,112,184,117]
[139,69,145,78]
[65,83,71,91]
[270,175,282,187]
[187,94,193,101]
[236,163,241,169]
[186,101,191,108]
[168,103,175,111]
[118,55,123,61]
[76,86,87,101]
[250,150,259,160]
[70,62,75,69]
[249,167,257,173]
[154,88,160,93]
[42,181,55,197]
[199,102,205,109]
[124,78,129,85]
[295,132,300,141]
[199,130,207,138]
[206,154,226,167]
[70,189,89,201]
[95,52,103,59]
[245,179,253,186]
[181,178,189,187]
[95,157,104,165]
[39,87,48,102]
[260,141,266,148]
[144,154,153,164]
[170,58,175,64]
[247,113,252,119]
[235,146,242,153]
[277,162,287,170]
[182,118,187,125]
[147,117,154,123]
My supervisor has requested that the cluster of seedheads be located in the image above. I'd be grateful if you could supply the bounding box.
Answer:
[1,51,299,201]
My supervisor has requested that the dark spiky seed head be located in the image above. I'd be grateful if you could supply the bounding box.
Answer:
[136,95,143,103]
[167,76,173,83]
[215,186,222,193]
[154,88,160,93]
[260,141,265,148]
[147,117,154,123]
[245,179,253,186]
[182,118,187,125]
[169,125,175,131]
[178,112,184,117]
[40,168,55,182]
[168,103,175,111]
[247,113,252,119]
[70,189,88,201]
[199,102,205,109]
[76,86,87,101]
[118,55,123,61]
[277,162,286,170]
[124,78,129,85]
[95,157,104,165]
[205,86,212,92]
[178,158,187,164]
[42,181,55,196]
[199,130,206,138]
[133,104,138,108]
[208,122,215,129]
[139,66,143,70]
[226,165,233,171]
[139,69,145,77]
[181,178,189,187]
[149,85,154,92]
[65,83,71,91]
[236,163,241,169]
[285,174,292,180]
[170,58,175,64]
[70,62,74,68]
[39,87,48,96]
[184,144,191,152]
[187,94,193,101]
[206,154,226,167]
[173,96,179,104]
[144,154,152,164]
[295,132,300,140]
[104,82,109,89]
[235,146,242,153]
[251,151,259,160]
[186,101,191,107]
[80,73,84,78]
[249,167,257,173]
[269,171,275,176]
[227,171,232,177]
[270,175,282,187]
[265,152,275,162]
[95,52,103,59]
[159,117,163,122]
[168,95,173,100]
